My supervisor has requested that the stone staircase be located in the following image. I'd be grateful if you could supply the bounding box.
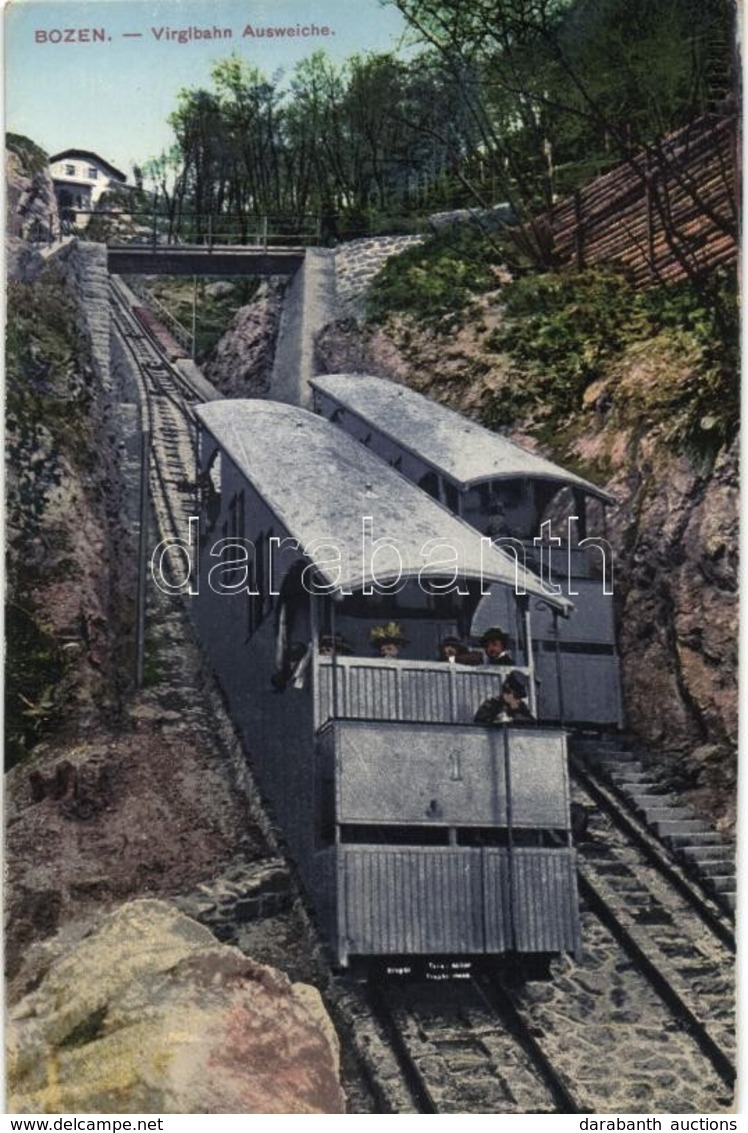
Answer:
[574,738,736,913]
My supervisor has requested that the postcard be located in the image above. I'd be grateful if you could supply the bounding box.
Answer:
[4,0,739,1118]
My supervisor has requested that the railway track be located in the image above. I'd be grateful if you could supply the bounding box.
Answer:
[110,276,199,551]
[572,738,736,917]
[344,850,734,1113]
[366,973,579,1113]
[569,755,736,1084]
[110,285,735,1113]
[341,754,734,1114]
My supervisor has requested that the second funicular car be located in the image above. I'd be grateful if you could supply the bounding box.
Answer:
[310,373,622,732]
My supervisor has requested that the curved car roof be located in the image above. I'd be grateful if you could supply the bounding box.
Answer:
[310,373,615,504]
[196,400,573,613]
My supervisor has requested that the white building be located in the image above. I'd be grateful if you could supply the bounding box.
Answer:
[49,149,128,223]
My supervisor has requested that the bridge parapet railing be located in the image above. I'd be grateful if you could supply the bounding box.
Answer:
[89,211,321,248]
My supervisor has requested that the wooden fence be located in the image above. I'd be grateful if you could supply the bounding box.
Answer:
[526,111,738,287]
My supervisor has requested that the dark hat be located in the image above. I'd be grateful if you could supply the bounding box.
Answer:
[319,633,352,655]
[440,635,463,649]
[502,670,528,700]
[480,627,508,646]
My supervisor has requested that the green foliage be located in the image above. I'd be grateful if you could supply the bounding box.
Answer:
[393,0,736,211]
[147,0,735,247]
[484,267,739,464]
[366,217,737,467]
[488,269,646,394]
[5,603,72,769]
[6,132,49,175]
[5,265,95,768]
[147,0,735,240]
[366,224,513,329]
[643,273,740,463]
[141,276,262,361]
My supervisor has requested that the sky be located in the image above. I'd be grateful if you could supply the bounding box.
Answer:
[4,0,409,179]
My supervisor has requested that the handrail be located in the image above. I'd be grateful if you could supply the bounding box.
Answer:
[62,210,322,248]
[125,278,193,353]
[314,655,530,727]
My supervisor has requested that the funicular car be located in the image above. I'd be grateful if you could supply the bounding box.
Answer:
[192,399,581,966]
[311,373,622,731]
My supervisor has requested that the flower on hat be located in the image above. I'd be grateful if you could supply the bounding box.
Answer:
[369,621,406,645]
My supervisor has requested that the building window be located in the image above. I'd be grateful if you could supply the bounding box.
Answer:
[87,167,98,180]
[65,164,75,176]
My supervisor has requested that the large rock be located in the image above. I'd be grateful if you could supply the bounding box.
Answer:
[203,281,283,397]
[6,147,58,243]
[8,900,346,1114]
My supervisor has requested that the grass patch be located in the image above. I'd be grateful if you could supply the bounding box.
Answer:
[483,268,738,466]
[366,224,513,331]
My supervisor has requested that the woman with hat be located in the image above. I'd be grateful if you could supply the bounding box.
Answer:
[474,669,534,725]
[370,621,407,658]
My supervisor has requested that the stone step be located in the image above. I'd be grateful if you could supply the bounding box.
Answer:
[705,875,737,894]
[596,749,641,763]
[607,770,652,784]
[667,831,724,848]
[626,797,674,812]
[599,760,644,775]
[655,819,713,837]
[622,791,673,806]
[680,843,733,863]
[693,859,735,878]
[639,807,695,823]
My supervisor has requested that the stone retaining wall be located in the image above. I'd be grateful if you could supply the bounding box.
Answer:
[174,858,292,943]
[333,235,423,319]
[63,241,111,390]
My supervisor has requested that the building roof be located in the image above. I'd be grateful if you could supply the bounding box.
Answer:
[196,400,573,613]
[310,373,616,504]
[49,149,127,182]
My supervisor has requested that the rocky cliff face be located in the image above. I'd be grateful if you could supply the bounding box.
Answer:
[201,239,423,397]
[584,407,738,832]
[6,146,58,238]
[6,143,60,286]
[202,280,284,397]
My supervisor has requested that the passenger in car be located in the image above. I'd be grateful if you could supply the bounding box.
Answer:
[319,633,353,657]
[370,621,407,658]
[479,627,515,666]
[474,670,535,725]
